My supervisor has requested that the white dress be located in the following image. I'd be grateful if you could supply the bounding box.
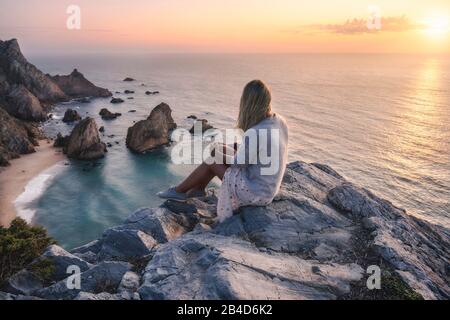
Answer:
[217,114,289,221]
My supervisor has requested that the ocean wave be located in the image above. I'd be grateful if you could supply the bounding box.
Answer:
[14,163,65,223]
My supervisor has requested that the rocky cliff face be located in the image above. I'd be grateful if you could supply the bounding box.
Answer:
[0,39,67,104]
[0,39,112,166]
[0,107,41,166]
[126,103,176,153]
[4,84,47,121]
[64,117,107,160]
[1,161,448,300]
[50,69,112,98]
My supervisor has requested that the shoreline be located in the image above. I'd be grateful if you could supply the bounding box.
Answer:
[0,140,65,227]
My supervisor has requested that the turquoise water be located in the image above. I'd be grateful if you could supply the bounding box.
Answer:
[21,53,450,249]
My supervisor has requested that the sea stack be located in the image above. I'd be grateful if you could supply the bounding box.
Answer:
[126,103,176,153]
[62,108,81,123]
[64,117,107,160]
[50,69,112,98]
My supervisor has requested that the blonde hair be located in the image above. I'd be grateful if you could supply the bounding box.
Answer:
[237,80,272,132]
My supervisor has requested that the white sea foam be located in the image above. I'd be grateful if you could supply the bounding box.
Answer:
[14,163,65,223]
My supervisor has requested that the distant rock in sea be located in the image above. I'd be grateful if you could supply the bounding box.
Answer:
[123,77,135,82]
[124,90,134,94]
[64,117,107,160]
[62,108,81,123]
[145,91,159,95]
[99,108,122,120]
[110,98,124,104]
[126,103,176,153]
[50,69,112,99]
[189,119,214,134]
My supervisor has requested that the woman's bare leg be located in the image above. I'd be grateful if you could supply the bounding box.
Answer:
[175,162,228,193]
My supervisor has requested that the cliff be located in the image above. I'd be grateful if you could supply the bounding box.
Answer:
[1,161,448,300]
[0,39,111,166]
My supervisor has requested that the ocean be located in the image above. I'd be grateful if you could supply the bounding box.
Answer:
[18,53,450,249]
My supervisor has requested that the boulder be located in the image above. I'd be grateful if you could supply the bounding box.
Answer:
[62,108,81,123]
[125,103,177,153]
[97,228,158,260]
[37,245,92,282]
[36,261,131,300]
[50,69,112,98]
[189,119,214,134]
[53,132,69,148]
[118,271,141,300]
[4,269,43,296]
[145,91,159,95]
[99,108,121,120]
[138,233,364,300]
[64,117,107,160]
[123,77,134,82]
[124,90,134,94]
[4,84,47,121]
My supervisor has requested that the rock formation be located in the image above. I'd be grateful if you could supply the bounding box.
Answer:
[62,108,81,123]
[2,161,448,300]
[50,69,112,98]
[126,103,176,153]
[189,119,214,134]
[0,39,112,165]
[99,108,121,120]
[110,98,124,104]
[123,77,134,82]
[0,107,41,165]
[63,117,107,160]
[3,84,47,121]
[0,39,67,104]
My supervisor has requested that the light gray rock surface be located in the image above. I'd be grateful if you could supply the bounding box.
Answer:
[3,161,448,300]
[39,245,92,282]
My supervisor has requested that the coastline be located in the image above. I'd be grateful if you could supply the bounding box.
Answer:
[0,140,65,227]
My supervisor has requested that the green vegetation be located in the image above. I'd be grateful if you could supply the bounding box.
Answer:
[0,218,55,286]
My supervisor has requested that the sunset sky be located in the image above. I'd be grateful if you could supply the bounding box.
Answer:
[1,0,449,54]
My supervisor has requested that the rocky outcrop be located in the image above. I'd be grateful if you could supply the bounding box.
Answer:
[0,107,41,166]
[62,108,81,123]
[2,161,448,300]
[126,103,177,153]
[0,39,67,104]
[64,117,107,160]
[3,84,47,121]
[50,69,112,99]
[189,119,214,134]
[123,77,134,82]
[110,98,124,104]
[99,108,121,120]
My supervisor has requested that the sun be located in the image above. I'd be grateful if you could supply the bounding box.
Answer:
[422,15,450,38]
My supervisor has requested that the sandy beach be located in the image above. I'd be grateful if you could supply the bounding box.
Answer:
[0,140,65,227]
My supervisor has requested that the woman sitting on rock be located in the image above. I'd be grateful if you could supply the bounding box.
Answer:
[158,80,289,221]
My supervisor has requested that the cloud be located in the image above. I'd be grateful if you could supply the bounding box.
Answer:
[288,16,424,35]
